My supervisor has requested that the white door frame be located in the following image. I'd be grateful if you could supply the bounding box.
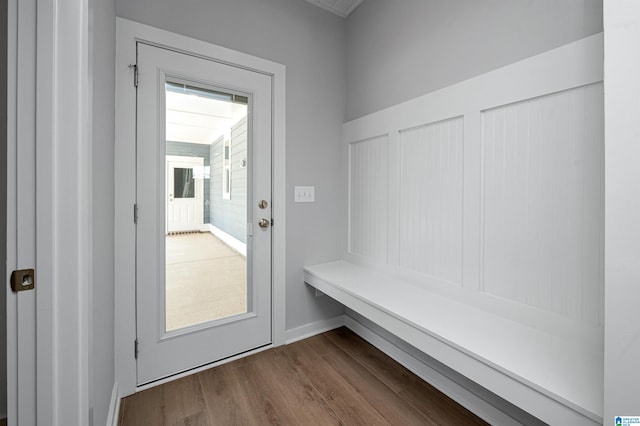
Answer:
[115,17,287,397]
[7,0,92,424]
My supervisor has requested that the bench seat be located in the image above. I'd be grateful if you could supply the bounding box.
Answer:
[304,261,602,425]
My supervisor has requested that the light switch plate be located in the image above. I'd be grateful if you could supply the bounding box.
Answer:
[294,186,315,202]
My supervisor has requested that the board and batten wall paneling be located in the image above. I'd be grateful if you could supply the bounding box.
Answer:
[343,35,604,328]
[348,135,389,261]
[481,83,604,325]
[398,117,464,286]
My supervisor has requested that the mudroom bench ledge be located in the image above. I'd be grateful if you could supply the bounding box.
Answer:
[303,260,603,426]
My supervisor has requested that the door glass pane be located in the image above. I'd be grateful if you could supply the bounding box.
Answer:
[174,168,195,198]
[164,81,249,332]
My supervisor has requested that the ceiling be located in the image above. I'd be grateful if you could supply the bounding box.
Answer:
[166,90,247,145]
[303,0,366,18]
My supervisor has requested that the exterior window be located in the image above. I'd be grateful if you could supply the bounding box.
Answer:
[222,138,231,199]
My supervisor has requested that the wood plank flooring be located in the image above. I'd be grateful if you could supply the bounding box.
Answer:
[119,327,488,425]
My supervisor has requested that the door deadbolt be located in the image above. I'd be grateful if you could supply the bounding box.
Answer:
[258,218,271,228]
[258,200,268,209]
[11,269,35,292]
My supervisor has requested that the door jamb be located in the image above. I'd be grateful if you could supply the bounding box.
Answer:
[115,17,286,398]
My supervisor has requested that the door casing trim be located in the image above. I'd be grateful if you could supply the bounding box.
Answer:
[115,17,286,397]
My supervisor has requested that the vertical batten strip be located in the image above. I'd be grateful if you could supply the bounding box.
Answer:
[463,112,481,291]
[387,131,401,267]
[583,84,605,325]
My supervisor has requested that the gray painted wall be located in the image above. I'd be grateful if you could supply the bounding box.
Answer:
[90,0,116,424]
[1,0,7,418]
[210,118,248,244]
[346,0,604,120]
[166,141,212,224]
[117,0,348,331]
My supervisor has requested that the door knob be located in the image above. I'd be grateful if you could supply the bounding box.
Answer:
[258,218,270,228]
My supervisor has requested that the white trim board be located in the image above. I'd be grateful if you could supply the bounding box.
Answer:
[106,383,121,426]
[285,315,346,344]
[115,17,286,398]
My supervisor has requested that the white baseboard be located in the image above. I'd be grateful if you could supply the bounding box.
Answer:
[106,382,121,426]
[208,224,246,256]
[343,312,543,426]
[285,315,346,344]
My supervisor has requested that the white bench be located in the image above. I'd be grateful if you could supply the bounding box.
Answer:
[304,261,602,425]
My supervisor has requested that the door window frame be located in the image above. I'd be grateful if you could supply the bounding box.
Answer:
[115,17,286,397]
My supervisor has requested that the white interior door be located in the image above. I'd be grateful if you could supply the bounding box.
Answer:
[166,156,204,234]
[136,42,273,384]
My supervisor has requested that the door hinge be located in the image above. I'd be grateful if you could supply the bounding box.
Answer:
[129,64,138,87]
[134,203,139,224]
[134,339,139,359]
